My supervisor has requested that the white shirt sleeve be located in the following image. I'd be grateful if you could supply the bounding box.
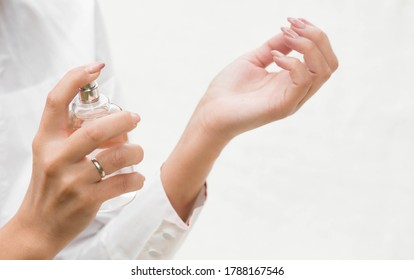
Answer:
[55,174,207,259]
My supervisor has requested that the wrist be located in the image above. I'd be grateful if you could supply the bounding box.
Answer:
[194,91,255,144]
[160,114,229,221]
[186,115,230,157]
[0,213,60,259]
[189,100,235,151]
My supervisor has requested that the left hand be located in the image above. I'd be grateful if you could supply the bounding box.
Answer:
[192,17,338,143]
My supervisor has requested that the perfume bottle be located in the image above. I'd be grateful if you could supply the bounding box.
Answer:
[69,81,136,212]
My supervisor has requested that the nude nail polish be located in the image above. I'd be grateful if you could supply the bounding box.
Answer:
[85,62,105,74]
[281,27,299,39]
[287,17,306,29]
[271,50,284,57]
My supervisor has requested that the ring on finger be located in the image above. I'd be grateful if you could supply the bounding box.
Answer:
[91,158,106,180]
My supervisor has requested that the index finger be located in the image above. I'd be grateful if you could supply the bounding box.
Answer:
[39,62,106,136]
[63,111,140,162]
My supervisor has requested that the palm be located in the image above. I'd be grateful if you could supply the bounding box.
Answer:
[194,25,337,141]
[198,56,293,138]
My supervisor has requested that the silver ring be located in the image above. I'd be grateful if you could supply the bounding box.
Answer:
[91,158,106,180]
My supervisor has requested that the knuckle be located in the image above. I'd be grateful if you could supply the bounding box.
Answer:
[84,125,103,142]
[322,68,332,80]
[304,40,317,53]
[43,155,62,177]
[291,58,303,69]
[111,149,127,169]
[302,72,313,86]
[315,30,327,42]
[45,93,60,109]
[116,176,130,194]
[292,62,312,87]
[32,134,42,152]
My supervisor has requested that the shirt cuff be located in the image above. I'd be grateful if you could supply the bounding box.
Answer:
[77,171,207,259]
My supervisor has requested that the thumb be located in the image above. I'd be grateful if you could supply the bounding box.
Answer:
[245,33,291,68]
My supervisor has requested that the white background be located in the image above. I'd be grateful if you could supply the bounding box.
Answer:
[98,0,414,259]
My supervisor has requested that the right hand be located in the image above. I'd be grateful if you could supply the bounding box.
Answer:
[1,63,145,259]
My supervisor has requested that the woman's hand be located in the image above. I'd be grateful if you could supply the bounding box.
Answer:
[194,17,339,142]
[0,63,145,259]
[161,18,338,221]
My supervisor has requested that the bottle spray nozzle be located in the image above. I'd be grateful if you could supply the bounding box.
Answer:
[79,81,100,104]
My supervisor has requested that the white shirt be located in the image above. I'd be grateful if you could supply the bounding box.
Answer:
[0,0,205,259]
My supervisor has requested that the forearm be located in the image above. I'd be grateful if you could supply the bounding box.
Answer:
[161,116,228,221]
[161,18,337,222]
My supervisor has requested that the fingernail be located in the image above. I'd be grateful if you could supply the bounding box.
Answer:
[85,62,105,74]
[130,113,140,125]
[287,17,306,29]
[281,27,299,39]
[271,50,284,57]
[298,18,311,25]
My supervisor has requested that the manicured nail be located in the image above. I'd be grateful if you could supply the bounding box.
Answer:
[85,62,105,74]
[271,50,284,57]
[298,18,311,25]
[130,113,140,125]
[281,27,299,39]
[287,17,306,29]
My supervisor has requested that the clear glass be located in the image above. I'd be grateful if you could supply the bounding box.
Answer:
[69,94,136,212]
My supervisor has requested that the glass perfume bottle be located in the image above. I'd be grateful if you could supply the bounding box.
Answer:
[69,81,136,212]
